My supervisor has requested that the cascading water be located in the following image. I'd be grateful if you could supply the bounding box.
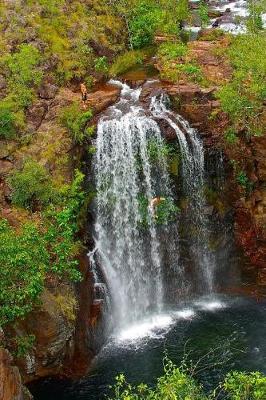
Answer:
[92,81,219,333]
[94,81,178,328]
[150,94,216,293]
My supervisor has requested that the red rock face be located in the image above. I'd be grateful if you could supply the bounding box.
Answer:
[0,348,26,400]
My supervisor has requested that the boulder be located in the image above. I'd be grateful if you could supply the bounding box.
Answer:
[26,102,48,131]
[39,83,58,100]
[86,84,121,114]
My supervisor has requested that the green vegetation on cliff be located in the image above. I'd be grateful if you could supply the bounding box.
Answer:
[0,170,85,326]
[217,32,266,138]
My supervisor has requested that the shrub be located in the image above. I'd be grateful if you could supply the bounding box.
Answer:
[129,2,161,49]
[0,170,85,326]
[224,128,239,145]
[0,102,16,139]
[236,170,253,194]
[223,371,266,400]
[5,44,42,109]
[60,103,93,144]
[110,358,207,399]
[157,42,187,60]
[14,334,35,358]
[216,33,266,136]
[94,56,109,74]
[0,220,48,326]
[8,159,56,210]
[109,358,266,400]
[110,50,145,76]
[198,1,210,27]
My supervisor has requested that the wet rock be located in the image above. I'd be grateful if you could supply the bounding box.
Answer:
[12,287,77,382]
[203,205,214,215]
[86,85,121,114]
[155,118,178,141]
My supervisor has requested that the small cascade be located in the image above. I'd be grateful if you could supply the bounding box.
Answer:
[94,81,177,329]
[150,94,216,293]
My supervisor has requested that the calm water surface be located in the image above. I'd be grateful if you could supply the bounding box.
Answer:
[29,295,266,399]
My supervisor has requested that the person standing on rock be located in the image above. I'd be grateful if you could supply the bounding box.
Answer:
[80,82,88,108]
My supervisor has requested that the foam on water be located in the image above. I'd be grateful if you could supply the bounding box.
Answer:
[175,309,196,319]
[117,314,174,343]
[195,299,226,311]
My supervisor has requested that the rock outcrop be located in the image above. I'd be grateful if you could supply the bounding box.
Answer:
[0,347,32,400]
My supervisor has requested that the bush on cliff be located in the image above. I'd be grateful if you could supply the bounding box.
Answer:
[60,103,93,144]
[217,33,266,137]
[0,170,85,327]
[0,44,42,137]
[110,50,145,76]
[8,159,56,210]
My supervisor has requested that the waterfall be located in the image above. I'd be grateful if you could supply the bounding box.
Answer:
[150,94,215,293]
[94,82,177,328]
[93,81,219,332]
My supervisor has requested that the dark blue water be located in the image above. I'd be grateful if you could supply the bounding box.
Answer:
[29,295,266,399]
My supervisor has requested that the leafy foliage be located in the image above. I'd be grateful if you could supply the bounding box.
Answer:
[236,170,253,194]
[157,42,187,60]
[217,33,266,136]
[110,50,145,76]
[246,0,265,33]
[129,2,161,49]
[60,103,93,144]
[138,195,179,227]
[0,170,85,326]
[109,358,266,400]
[198,1,210,27]
[14,334,35,358]
[0,220,47,326]
[8,159,56,210]
[94,56,109,74]
[223,371,266,400]
[224,128,239,145]
[0,44,42,137]
[4,44,42,109]
[0,102,17,139]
